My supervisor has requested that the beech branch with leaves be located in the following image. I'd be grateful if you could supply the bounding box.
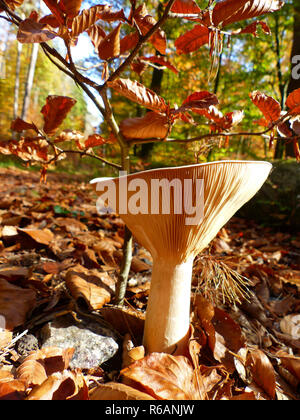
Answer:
[0,0,300,306]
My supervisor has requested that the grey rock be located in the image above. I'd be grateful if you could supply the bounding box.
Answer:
[41,314,119,370]
[16,334,39,357]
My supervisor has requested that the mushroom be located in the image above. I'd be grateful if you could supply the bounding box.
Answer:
[91,160,272,355]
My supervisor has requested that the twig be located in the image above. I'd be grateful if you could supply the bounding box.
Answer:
[46,148,122,170]
[127,113,294,146]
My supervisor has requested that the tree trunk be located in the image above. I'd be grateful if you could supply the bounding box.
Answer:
[286,0,300,158]
[273,12,286,159]
[0,22,9,79]
[13,42,23,120]
[21,43,38,121]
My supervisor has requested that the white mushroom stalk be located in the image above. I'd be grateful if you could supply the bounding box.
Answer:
[91,160,272,355]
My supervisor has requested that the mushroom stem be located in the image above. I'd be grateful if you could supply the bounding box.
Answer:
[143,257,194,355]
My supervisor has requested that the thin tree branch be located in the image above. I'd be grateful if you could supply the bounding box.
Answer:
[127,113,293,146]
[46,148,122,170]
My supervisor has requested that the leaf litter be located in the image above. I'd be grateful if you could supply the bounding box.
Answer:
[0,167,300,400]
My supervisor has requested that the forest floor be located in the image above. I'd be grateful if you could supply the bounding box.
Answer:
[0,167,300,400]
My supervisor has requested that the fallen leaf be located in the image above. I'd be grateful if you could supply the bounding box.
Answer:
[121,352,201,400]
[16,347,75,387]
[99,305,145,339]
[18,228,54,246]
[0,380,26,400]
[276,350,300,381]
[26,370,88,400]
[89,382,155,400]
[280,314,300,339]
[0,278,36,330]
[246,349,276,399]
[0,266,29,281]
[65,265,115,310]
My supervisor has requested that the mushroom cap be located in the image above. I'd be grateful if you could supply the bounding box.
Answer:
[91,160,272,262]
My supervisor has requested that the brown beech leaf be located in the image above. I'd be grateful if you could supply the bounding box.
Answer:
[17,347,75,387]
[232,20,271,36]
[85,134,106,148]
[17,18,57,43]
[41,95,77,136]
[280,314,300,339]
[71,5,109,38]
[10,118,37,133]
[16,352,48,387]
[120,112,170,140]
[134,10,166,54]
[194,105,224,123]
[26,370,88,400]
[98,23,121,61]
[223,110,245,129]
[0,278,36,330]
[0,380,26,401]
[17,228,54,246]
[0,330,13,348]
[197,107,244,131]
[98,8,127,23]
[59,0,82,17]
[230,392,257,400]
[131,58,148,75]
[87,24,106,51]
[89,382,155,400]
[246,349,276,399]
[181,91,219,111]
[201,0,284,28]
[121,353,201,400]
[286,88,300,115]
[120,32,139,55]
[0,266,29,282]
[108,78,168,113]
[194,295,245,372]
[65,265,115,310]
[249,91,281,123]
[0,0,24,12]
[122,334,145,368]
[43,0,65,25]
[140,56,179,74]
[175,25,210,54]
[171,0,201,14]
[276,350,300,381]
[39,14,60,28]
[99,306,145,339]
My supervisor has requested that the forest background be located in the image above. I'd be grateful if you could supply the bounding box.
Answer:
[0,0,299,176]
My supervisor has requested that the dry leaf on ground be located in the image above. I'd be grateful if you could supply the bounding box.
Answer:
[0,278,36,330]
[65,265,115,310]
[121,352,202,400]
[89,382,155,400]
[26,370,88,400]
